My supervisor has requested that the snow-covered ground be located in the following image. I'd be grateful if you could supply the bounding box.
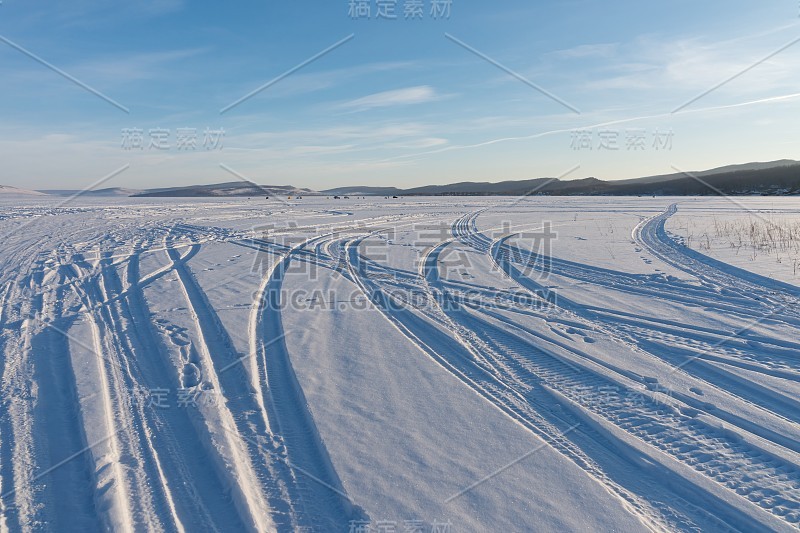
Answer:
[668,198,800,285]
[0,195,798,532]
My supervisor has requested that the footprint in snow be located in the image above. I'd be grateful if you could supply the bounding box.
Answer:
[679,407,700,418]
[181,363,202,388]
[550,327,572,340]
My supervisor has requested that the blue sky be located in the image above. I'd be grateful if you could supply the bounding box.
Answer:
[1,0,799,190]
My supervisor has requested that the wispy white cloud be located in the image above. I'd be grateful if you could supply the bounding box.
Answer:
[74,48,210,84]
[221,120,447,159]
[586,26,800,99]
[14,0,189,30]
[549,43,619,59]
[339,86,440,112]
[2,47,210,92]
[372,90,800,164]
[220,61,419,102]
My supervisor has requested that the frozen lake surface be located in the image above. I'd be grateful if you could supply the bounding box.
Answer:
[0,195,798,532]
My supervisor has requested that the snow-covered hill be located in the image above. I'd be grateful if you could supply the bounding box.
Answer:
[0,185,47,195]
[135,181,317,197]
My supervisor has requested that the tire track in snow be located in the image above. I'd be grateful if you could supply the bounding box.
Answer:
[62,250,170,532]
[1,246,111,531]
[499,241,800,439]
[478,226,800,530]
[162,230,291,532]
[27,271,100,531]
[0,280,35,531]
[108,241,258,532]
[422,232,772,531]
[250,232,369,531]
[449,206,800,441]
[0,280,13,532]
[0,254,58,531]
[493,212,800,435]
[391,208,800,530]
[346,231,711,532]
[583,308,800,378]
[221,215,416,529]
[634,204,800,326]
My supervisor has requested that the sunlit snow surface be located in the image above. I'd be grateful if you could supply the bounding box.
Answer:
[0,195,798,532]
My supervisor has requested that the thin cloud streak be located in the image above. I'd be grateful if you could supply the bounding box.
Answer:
[377,91,800,164]
[339,86,440,112]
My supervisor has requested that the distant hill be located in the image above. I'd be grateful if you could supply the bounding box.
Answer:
[396,177,610,196]
[134,181,316,198]
[40,187,143,197]
[394,160,800,196]
[404,179,552,195]
[322,186,404,196]
[611,160,800,186]
[8,159,800,199]
[0,185,47,196]
[601,161,800,196]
